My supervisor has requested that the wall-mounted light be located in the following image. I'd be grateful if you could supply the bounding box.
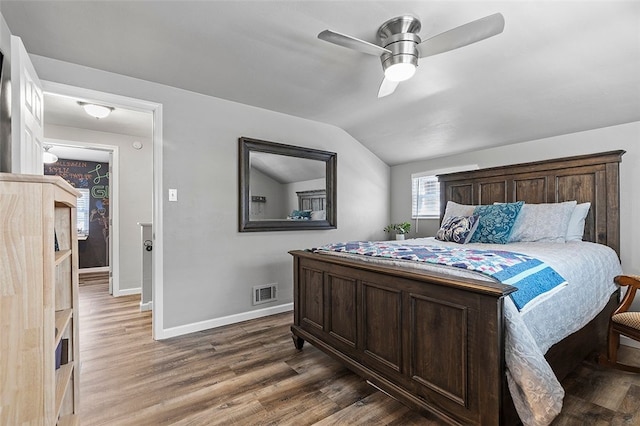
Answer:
[43,145,58,164]
[78,101,114,119]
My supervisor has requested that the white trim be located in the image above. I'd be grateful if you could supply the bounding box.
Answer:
[117,287,141,296]
[140,301,153,312]
[159,303,293,340]
[42,81,164,339]
[411,164,479,179]
[44,138,120,295]
[110,150,119,295]
[151,106,164,340]
[79,266,109,273]
[621,336,640,349]
[42,81,162,115]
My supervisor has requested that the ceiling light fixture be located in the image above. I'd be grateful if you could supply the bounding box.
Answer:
[78,101,114,119]
[384,62,417,82]
[42,145,58,164]
[377,17,420,84]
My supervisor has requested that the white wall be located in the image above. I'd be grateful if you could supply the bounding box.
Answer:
[30,54,390,332]
[249,167,288,219]
[45,125,153,293]
[391,121,640,313]
[286,177,325,214]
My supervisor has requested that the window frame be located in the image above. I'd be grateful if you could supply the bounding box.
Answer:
[76,188,91,239]
[410,165,480,220]
[411,173,440,219]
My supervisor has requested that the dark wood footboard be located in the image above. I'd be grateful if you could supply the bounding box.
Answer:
[290,249,517,425]
[290,250,619,425]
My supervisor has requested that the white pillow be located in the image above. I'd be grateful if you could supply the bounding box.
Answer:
[442,201,475,225]
[509,201,577,243]
[310,210,326,221]
[565,202,591,241]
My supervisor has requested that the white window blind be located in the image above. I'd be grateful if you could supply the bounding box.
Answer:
[76,188,90,238]
[411,175,440,218]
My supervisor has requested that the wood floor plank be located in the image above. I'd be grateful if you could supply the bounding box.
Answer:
[173,394,268,426]
[550,394,616,426]
[561,365,631,411]
[312,392,428,426]
[318,371,377,408]
[78,280,640,425]
[616,383,640,422]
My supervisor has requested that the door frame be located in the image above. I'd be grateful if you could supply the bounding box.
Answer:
[42,81,165,340]
[44,139,120,295]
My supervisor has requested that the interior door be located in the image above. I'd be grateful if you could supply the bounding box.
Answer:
[10,35,44,175]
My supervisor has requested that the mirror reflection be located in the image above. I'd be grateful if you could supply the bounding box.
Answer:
[249,152,326,221]
[239,137,337,232]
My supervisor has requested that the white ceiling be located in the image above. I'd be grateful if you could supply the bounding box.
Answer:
[2,1,639,166]
[46,143,110,163]
[44,93,152,139]
[42,93,151,163]
[252,151,326,184]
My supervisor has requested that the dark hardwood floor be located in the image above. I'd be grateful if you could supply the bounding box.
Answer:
[78,278,640,425]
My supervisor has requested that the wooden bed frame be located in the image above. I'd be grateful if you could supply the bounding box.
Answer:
[290,150,625,425]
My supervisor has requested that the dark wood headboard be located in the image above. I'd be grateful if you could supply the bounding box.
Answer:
[437,150,625,256]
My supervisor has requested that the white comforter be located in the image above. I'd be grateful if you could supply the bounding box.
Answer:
[318,238,622,425]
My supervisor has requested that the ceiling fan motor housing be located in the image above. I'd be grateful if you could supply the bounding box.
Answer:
[377,16,422,74]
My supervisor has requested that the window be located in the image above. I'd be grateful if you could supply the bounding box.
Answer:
[76,188,90,239]
[411,174,440,218]
[411,165,479,219]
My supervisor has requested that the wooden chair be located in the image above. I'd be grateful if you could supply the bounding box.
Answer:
[600,275,640,373]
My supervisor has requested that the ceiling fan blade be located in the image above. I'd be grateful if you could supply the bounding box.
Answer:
[417,13,505,58]
[378,77,399,98]
[318,29,391,56]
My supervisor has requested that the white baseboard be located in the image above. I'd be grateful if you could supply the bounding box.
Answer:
[158,303,293,339]
[79,266,109,274]
[115,287,141,297]
[140,301,153,312]
[621,336,640,349]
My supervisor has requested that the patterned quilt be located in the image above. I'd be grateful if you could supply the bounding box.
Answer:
[313,241,567,311]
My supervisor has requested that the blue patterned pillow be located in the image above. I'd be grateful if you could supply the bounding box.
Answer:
[436,215,480,244]
[291,210,312,219]
[469,201,524,244]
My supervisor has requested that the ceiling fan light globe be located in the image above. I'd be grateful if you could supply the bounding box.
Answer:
[384,63,416,82]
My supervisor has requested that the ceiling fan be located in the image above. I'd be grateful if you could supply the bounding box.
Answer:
[318,13,505,98]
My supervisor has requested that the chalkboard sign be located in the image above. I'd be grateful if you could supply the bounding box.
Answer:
[45,159,110,268]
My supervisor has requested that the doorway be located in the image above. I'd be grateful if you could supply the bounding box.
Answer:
[41,81,163,339]
[44,141,119,295]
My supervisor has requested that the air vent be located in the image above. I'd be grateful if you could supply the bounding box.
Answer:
[253,283,277,305]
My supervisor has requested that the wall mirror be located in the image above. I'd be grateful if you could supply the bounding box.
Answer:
[239,137,337,232]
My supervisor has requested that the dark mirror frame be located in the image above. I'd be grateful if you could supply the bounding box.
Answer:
[239,137,337,232]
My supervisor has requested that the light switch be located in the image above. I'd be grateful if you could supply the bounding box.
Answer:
[168,189,178,202]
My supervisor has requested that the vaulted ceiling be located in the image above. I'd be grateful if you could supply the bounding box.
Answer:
[2,1,639,165]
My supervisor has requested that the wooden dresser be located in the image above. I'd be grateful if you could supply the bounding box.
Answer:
[0,173,80,425]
